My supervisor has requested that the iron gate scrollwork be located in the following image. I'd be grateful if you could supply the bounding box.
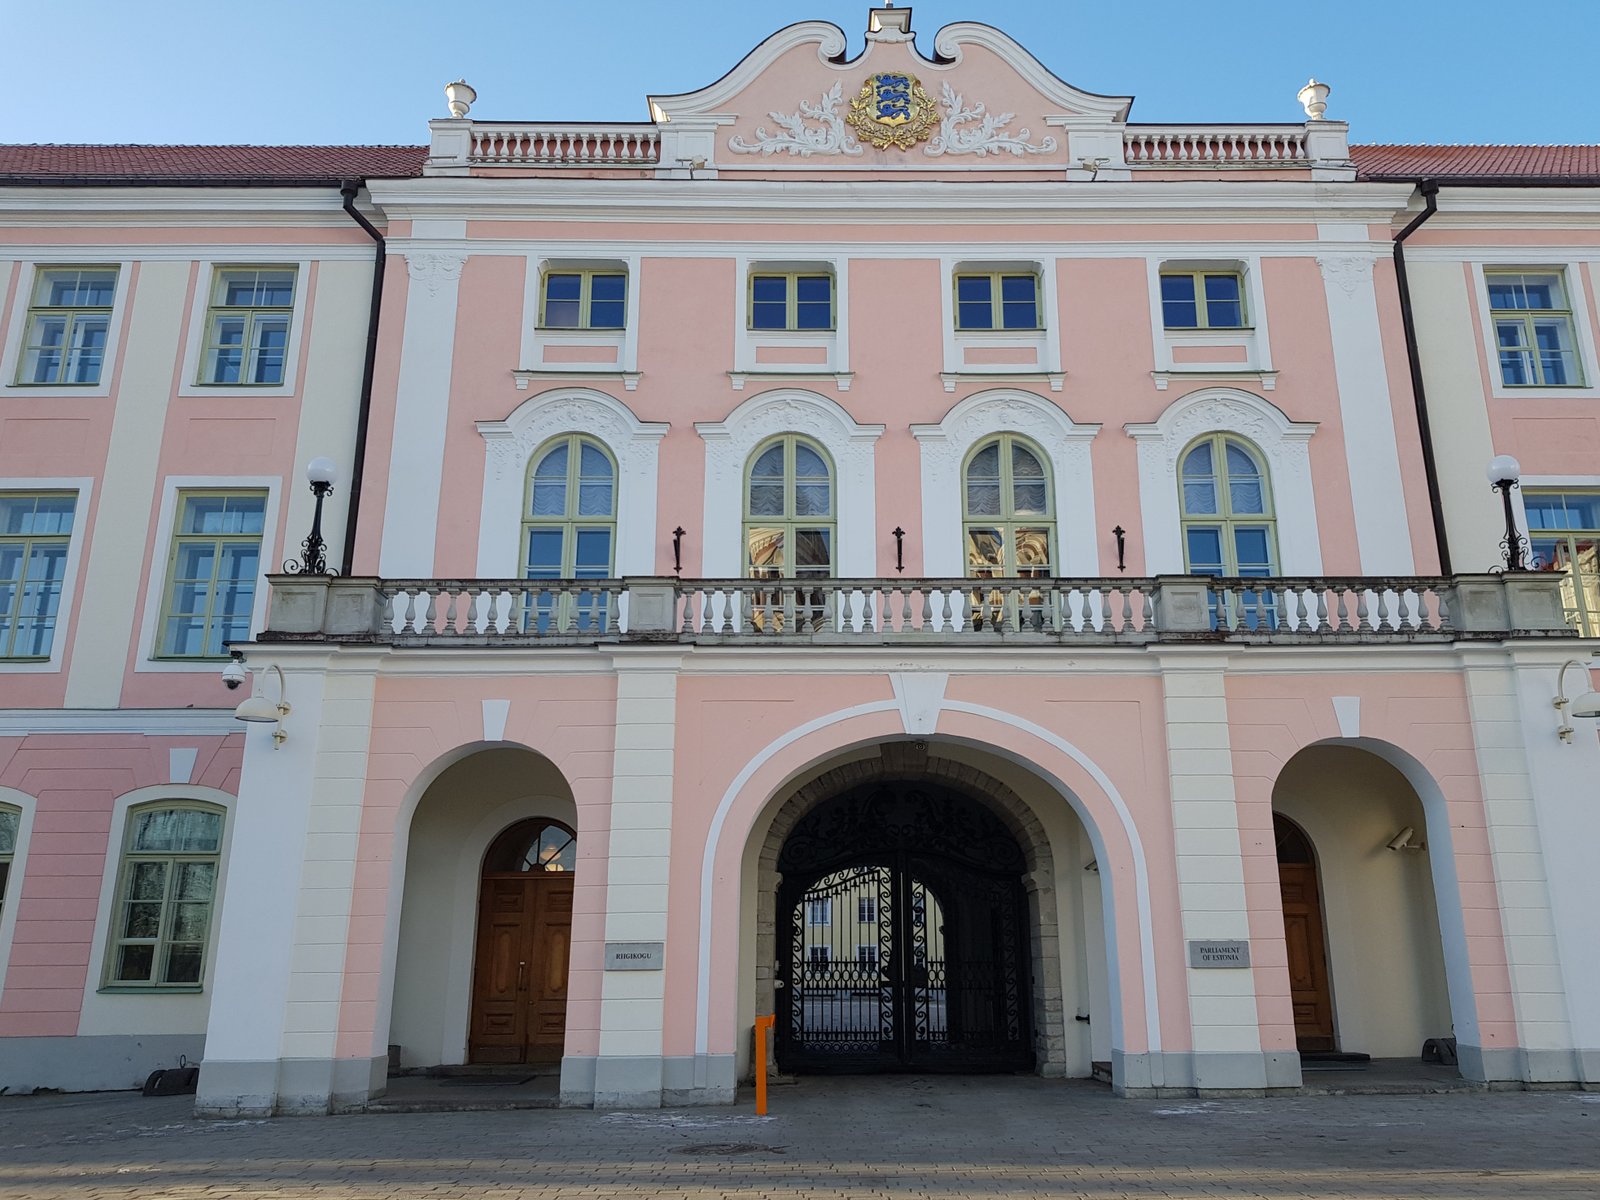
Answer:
[776,780,1034,1073]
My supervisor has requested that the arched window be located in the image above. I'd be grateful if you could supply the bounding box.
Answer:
[523,435,616,632]
[1181,434,1278,628]
[483,819,577,874]
[744,436,835,579]
[0,804,19,922]
[963,435,1055,579]
[105,802,225,988]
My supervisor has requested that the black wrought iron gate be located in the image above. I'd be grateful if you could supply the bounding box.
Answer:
[776,781,1034,1073]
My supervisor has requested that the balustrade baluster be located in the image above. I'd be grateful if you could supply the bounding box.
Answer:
[1355,591,1370,630]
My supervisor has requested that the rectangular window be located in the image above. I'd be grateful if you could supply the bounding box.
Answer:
[1526,489,1600,635]
[857,896,878,924]
[806,898,832,925]
[1161,271,1246,329]
[1487,271,1583,387]
[157,491,266,659]
[807,944,832,965]
[541,271,626,330]
[108,806,223,988]
[0,492,77,659]
[17,267,117,385]
[955,273,1040,331]
[750,273,834,331]
[856,944,879,966]
[200,267,296,385]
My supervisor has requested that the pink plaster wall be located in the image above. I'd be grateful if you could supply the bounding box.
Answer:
[0,736,240,1035]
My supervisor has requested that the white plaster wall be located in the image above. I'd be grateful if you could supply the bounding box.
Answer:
[63,261,188,708]
[1273,746,1453,1058]
[389,747,577,1068]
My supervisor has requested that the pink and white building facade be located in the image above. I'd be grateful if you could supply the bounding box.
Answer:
[1,9,1597,1114]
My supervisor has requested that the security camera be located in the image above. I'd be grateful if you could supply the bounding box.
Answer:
[221,656,248,691]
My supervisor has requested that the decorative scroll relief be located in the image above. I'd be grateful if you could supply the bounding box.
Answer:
[1317,254,1374,298]
[728,82,864,157]
[926,83,1057,157]
[729,77,1056,158]
[405,251,466,299]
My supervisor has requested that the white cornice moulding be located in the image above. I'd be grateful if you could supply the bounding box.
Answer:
[0,708,240,736]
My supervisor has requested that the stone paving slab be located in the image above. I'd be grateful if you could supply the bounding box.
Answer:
[1,1075,1597,1198]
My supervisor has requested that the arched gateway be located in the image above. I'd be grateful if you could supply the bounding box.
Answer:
[776,780,1034,1073]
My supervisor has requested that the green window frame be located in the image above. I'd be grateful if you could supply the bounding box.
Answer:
[962,435,1056,579]
[1486,270,1584,388]
[0,804,18,925]
[157,490,267,659]
[16,266,118,385]
[1526,489,1600,636]
[199,266,296,386]
[954,272,1041,331]
[523,434,616,632]
[749,272,835,331]
[539,269,627,330]
[1160,270,1248,329]
[1179,433,1278,576]
[0,491,77,660]
[105,802,224,990]
[744,435,835,579]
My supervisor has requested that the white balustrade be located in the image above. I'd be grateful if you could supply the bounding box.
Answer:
[467,125,660,166]
[1124,127,1309,166]
[1206,578,1452,636]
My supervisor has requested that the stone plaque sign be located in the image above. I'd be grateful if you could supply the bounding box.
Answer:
[605,941,665,971]
[1187,939,1251,969]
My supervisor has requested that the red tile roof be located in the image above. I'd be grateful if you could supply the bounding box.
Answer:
[1,142,1597,184]
[0,144,427,182]
[1351,144,1600,181]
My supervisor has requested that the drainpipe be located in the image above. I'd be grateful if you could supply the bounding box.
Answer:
[1391,180,1449,575]
[339,180,385,577]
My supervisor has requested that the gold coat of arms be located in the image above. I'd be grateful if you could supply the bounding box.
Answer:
[845,73,939,150]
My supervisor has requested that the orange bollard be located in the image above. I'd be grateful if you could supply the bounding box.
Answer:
[754,1014,775,1114]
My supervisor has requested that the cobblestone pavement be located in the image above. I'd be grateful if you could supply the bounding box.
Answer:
[2,1076,1598,1199]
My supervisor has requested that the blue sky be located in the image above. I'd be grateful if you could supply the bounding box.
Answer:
[3,1,1596,147]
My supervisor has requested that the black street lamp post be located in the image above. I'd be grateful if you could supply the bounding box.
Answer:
[1487,454,1529,572]
[286,457,339,576]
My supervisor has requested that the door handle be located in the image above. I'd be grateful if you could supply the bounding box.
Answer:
[517,961,527,992]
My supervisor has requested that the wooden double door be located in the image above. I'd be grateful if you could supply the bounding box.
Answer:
[1275,815,1335,1052]
[468,874,573,1064]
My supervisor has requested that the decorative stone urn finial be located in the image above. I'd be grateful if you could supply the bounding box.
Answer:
[1298,78,1330,121]
[445,79,477,120]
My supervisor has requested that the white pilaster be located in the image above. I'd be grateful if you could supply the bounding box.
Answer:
[1315,243,1413,573]
[1159,662,1265,1087]
[593,651,681,1107]
[378,251,466,576]
[1462,655,1574,1079]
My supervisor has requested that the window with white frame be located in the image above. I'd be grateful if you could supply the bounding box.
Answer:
[540,269,626,330]
[857,896,878,924]
[807,898,832,926]
[954,271,1041,331]
[523,435,615,633]
[745,436,835,579]
[0,805,18,923]
[199,267,296,386]
[963,435,1055,579]
[1160,269,1247,329]
[105,803,224,988]
[1526,489,1600,636]
[1181,434,1278,628]
[1486,270,1584,387]
[806,944,832,965]
[0,492,77,660]
[157,491,266,659]
[855,944,879,966]
[749,272,834,331]
[16,267,118,385]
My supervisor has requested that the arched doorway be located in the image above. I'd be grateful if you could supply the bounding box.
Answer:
[775,779,1034,1073]
[1275,814,1334,1052]
[467,818,576,1065]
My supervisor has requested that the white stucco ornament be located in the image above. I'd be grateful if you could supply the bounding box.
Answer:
[728,81,865,157]
[444,79,476,119]
[1298,78,1330,121]
[925,83,1057,157]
